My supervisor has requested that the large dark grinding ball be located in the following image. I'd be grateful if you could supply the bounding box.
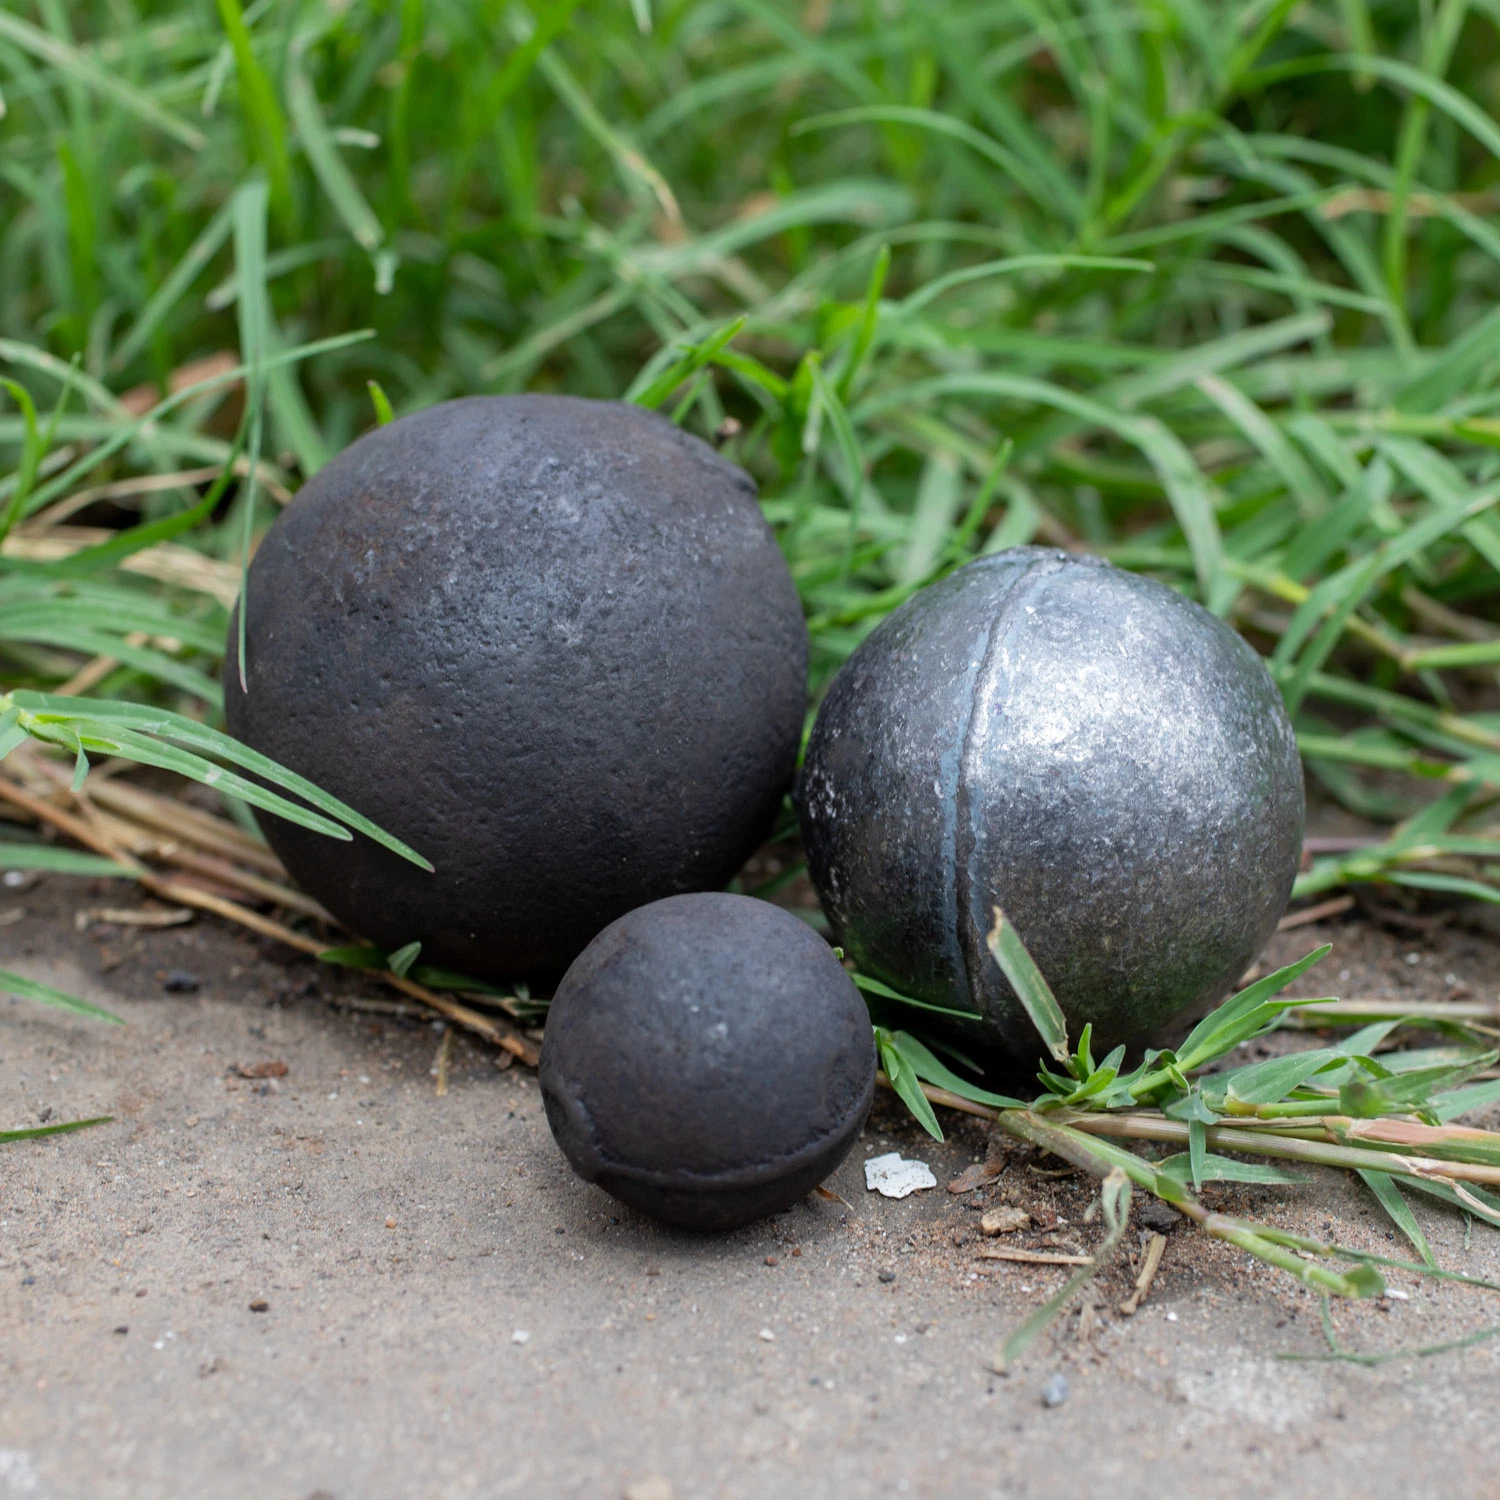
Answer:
[224,396,807,976]
[540,894,875,1231]
[798,547,1304,1059]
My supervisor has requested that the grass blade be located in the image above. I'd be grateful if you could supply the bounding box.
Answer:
[215,0,293,222]
[286,34,385,257]
[995,1168,1131,1370]
[0,10,205,149]
[1358,1168,1435,1267]
[985,906,1069,1065]
[12,694,433,869]
[885,1030,1025,1109]
[0,968,123,1024]
[0,843,136,877]
[1,1116,112,1144]
[875,1026,944,1142]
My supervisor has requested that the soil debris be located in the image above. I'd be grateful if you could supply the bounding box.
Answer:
[235,1060,288,1079]
[976,1246,1093,1266]
[1119,1232,1168,1317]
[864,1152,937,1198]
[947,1160,1003,1194]
[980,1207,1031,1236]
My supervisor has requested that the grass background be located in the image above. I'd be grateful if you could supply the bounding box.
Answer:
[3,0,1500,906]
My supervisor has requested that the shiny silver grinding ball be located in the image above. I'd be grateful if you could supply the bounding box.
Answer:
[797,547,1304,1059]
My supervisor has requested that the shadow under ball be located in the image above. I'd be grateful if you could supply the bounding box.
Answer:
[224,396,808,977]
[798,547,1304,1060]
[540,893,876,1232]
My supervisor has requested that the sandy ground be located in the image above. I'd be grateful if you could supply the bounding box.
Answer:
[7,875,1500,1500]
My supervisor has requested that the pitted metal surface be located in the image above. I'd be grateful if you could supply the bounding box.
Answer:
[226,395,808,977]
[798,547,1304,1058]
[539,893,876,1231]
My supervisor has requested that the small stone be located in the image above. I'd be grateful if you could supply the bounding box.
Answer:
[947,1161,1004,1194]
[385,1218,397,1229]
[1137,1199,1179,1234]
[511,1329,531,1345]
[236,1060,288,1079]
[248,1299,269,1313]
[757,1328,776,1342]
[163,970,200,993]
[863,1153,937,1199]
[764,1255,779,1266]
[980,1207,1031,1236]
[624,1480,674,1500]
[112,1326,128,1335]
[1041,1373,1069,1408]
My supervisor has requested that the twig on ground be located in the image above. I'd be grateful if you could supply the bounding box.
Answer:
[1278,896,1355,930]
[1058,1111,1500,1187]
[976,1245,1094,1266]
[1119,1232,1168,1316]
[77,905,192,929]
[0,752,541,1064]
[1282,998,1500,1026]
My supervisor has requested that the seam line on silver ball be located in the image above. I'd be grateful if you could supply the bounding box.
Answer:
[954,552,1068,1043]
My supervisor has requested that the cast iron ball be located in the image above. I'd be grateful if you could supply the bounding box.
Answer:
[539,893,875,1231]
[798,546,1304,1059]
[225,395,807,976]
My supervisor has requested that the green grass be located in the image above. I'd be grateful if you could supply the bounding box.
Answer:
[4,0,1500,911]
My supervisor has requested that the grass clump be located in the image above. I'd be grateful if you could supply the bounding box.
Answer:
[4,0,1500,901]
[5,0,1500,1330]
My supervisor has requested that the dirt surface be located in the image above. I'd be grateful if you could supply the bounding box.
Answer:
[7,875,1500,1499]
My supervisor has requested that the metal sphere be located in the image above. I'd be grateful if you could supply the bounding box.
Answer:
[540,894,876,1231]
[798,547,1304,1059]
[225,396,807,977]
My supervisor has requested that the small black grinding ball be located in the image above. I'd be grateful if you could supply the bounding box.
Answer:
[224,396,807,977]
[539,893,876,1232]
[798,547,1304,1059]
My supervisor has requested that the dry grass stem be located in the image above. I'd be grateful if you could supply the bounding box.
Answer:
[54,632,150,697]
[1278,896,1355,930]
[77,905,192,929]
[1061,1111,1500,1187]
[26,459,292,531]
[2,527,241,606]
[0,749,540,1063]
[1282,998,1500,1026]
[975,1245,1094,1266]
[1119,1232,1168,1316]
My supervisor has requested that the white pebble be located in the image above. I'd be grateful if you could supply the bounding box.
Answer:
[863,1153,937,1198]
